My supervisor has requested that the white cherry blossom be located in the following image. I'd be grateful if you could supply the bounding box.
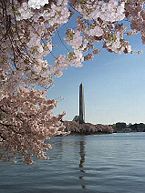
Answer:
[28,0,49,9]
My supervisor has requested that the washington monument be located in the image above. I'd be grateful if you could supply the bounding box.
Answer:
[79,83,85,124]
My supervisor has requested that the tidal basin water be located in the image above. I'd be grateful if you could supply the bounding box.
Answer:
[1,133,145,193]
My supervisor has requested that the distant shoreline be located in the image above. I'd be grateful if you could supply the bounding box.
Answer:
[63,121,145,135]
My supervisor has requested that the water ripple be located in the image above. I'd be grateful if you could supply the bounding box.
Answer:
[1,133,145,193]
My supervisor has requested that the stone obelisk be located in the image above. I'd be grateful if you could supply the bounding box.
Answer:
[79,83,85,124]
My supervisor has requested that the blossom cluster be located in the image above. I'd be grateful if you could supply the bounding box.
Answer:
[75,0,126,22]
[0,88,66,164]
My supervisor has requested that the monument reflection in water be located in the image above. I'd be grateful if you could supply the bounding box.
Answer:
[51,136,87,190]
[79,137,86,190]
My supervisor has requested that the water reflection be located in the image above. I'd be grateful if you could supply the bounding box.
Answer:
[79,137,86,190]
[49,137,64,160]
[1,134,145,193]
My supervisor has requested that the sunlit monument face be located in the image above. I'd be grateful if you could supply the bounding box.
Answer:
[79,83,85,124]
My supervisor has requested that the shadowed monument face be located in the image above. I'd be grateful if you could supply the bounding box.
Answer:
[79,83,85,124]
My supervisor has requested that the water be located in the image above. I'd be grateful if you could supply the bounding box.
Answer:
[1,132,145,193]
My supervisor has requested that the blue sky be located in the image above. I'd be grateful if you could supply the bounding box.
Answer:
[47,21,145,125]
